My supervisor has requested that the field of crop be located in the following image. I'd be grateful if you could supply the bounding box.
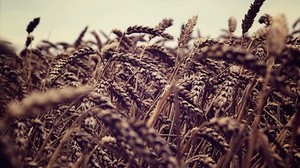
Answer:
[0,0,299,167]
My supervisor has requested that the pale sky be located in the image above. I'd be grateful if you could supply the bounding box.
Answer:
[0,0,299,51]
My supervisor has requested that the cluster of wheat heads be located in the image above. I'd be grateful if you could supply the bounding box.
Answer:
[0,1,300,168]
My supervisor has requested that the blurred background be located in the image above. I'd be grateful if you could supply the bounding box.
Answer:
[0,0,299,51]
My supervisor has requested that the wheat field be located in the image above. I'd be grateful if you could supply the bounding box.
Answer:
[0,0,299,167]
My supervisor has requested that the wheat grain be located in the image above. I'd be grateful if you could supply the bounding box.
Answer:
[74,26,88,48]
[126,25,173,39]
[8,86,92,117]
[48,47,96,85]
[26,17,40,34]
[242,0,266,35]
[178,15,198,47]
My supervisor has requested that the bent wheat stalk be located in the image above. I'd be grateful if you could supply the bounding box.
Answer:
[147,83,175,127]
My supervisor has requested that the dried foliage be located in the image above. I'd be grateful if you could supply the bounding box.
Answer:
[0,2,299,168]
